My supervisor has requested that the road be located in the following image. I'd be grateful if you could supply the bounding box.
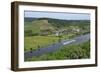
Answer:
[24,34,90,58]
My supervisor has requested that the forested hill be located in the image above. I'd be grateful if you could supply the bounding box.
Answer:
[24,17,90,28]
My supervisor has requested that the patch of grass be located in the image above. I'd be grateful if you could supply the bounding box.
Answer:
[24,33,77,52]
[24,35,64,52]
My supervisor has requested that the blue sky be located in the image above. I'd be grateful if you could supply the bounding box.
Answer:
[24,11,90,20]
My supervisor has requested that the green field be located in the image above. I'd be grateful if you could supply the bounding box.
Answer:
[24,35,59,52]
[24,34,75,52]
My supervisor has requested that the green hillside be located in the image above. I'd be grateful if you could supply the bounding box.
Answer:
[24,19,55,36]
[24,18,90,37]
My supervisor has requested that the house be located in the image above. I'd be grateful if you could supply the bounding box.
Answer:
[54,31,59,36]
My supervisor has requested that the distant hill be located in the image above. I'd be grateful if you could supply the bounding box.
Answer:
[24,17,90,36]
[24,17,90,27]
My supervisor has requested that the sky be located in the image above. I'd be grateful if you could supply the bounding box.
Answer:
[24,11,90,20]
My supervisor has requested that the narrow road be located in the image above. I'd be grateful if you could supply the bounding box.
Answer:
[24,34,90,58]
